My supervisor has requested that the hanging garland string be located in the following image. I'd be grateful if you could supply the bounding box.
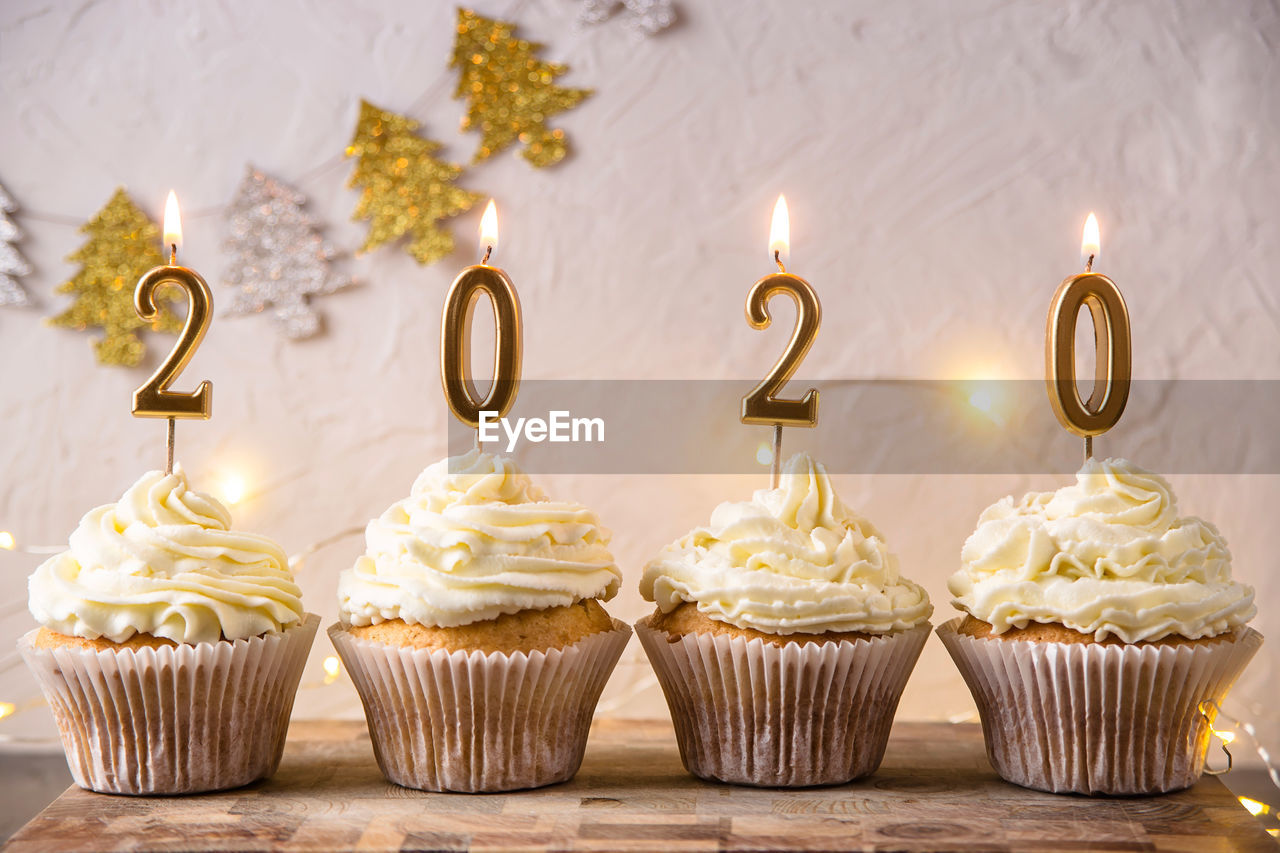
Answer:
[6,0,627,347]
[10,0,541,229]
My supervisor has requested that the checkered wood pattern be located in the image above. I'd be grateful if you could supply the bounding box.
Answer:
[6,720,1273,852]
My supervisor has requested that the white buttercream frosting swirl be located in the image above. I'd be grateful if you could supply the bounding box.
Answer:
[640,452,932,634]
[29,469,304,644]
[338,450,620,628]
[949,457,1255,642]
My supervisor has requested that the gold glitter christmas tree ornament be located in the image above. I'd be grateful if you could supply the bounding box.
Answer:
[224,166,352,339]
[48,188,181,367]
[346,100,483,265]
[0,180,33,308]
[451,8,593,168]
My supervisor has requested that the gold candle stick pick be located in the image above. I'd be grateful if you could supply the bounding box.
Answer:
[441,200,523,439]
[1045,212,1131,463]
[132,192,213,475]
[741,196,821,488]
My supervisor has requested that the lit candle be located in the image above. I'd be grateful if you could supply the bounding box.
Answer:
[1045,212,1131,462]
[132,191,214,474]
[741,195,822,487]
[440,199,523,439]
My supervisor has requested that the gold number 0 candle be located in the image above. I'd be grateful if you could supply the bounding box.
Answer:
[441,200,523,434]
[131,192,214,474]
[741,196,822,487]
[1045,213,1132,461]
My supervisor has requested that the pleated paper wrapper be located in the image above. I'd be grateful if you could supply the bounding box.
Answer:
[328,619,631,793]
[937,617,1263,795]
[18,613,319,796]
[635,616,930,787]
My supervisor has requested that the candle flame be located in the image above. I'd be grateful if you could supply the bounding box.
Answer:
[163,191,182,252]
[769,195,789,260]
[1081,212,1100,265]
[480,199,499,251]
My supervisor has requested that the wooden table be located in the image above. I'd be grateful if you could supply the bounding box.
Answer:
[6,720,1274,852]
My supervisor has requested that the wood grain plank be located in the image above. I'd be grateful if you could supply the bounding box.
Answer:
[4,720,1274,853]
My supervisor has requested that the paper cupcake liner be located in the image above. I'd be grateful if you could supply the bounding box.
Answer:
[937,617,1263,795]
[18,614,319,796]
[636,616,929,787]
[328,618,631,793]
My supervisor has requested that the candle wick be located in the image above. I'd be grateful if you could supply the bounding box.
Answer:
[170,244,177,265]
[482,245,492,265]
[774,250,786,274]
[1085,254,1094,273]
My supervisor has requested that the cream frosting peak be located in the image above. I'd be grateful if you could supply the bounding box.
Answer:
[409,449,545,508]
[338,450,621,628]
[640,452,932,635]
[28,469,304,644]
[950,457,1255,641]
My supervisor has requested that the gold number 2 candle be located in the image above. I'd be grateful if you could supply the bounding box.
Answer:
[741,195,822,486]
[1045,212,1132,461]
[132,192,214,474]
[441,199,523,433]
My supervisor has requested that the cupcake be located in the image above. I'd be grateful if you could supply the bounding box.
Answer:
[938,457,1262,795]
[329,449,630,793]
[19,469,318,795]
[636,452,932,787]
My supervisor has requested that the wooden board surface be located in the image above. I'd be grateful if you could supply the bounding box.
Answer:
[6,719,1274,852]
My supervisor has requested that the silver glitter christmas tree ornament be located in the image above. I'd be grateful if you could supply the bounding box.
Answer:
[223,166,352,339]
[576,0,676,38]
[0,181,33,307]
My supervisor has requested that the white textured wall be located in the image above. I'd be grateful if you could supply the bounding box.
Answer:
[1,0,1277,762]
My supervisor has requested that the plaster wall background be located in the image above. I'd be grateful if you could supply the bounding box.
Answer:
[1,0,1276,760]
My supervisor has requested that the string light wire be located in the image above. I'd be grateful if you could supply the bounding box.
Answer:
[1212,702,1280,792]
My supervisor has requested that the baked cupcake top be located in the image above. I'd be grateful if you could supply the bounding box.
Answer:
[949,457,1255,642]
[338,449,621,629]
[28,469,304,644]
[640,452,932,635]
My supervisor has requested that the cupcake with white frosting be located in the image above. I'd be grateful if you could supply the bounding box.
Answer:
[636,452,932,786]
[19,469,319,795]
[329,449,630,792]
[938,457,1262,795]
